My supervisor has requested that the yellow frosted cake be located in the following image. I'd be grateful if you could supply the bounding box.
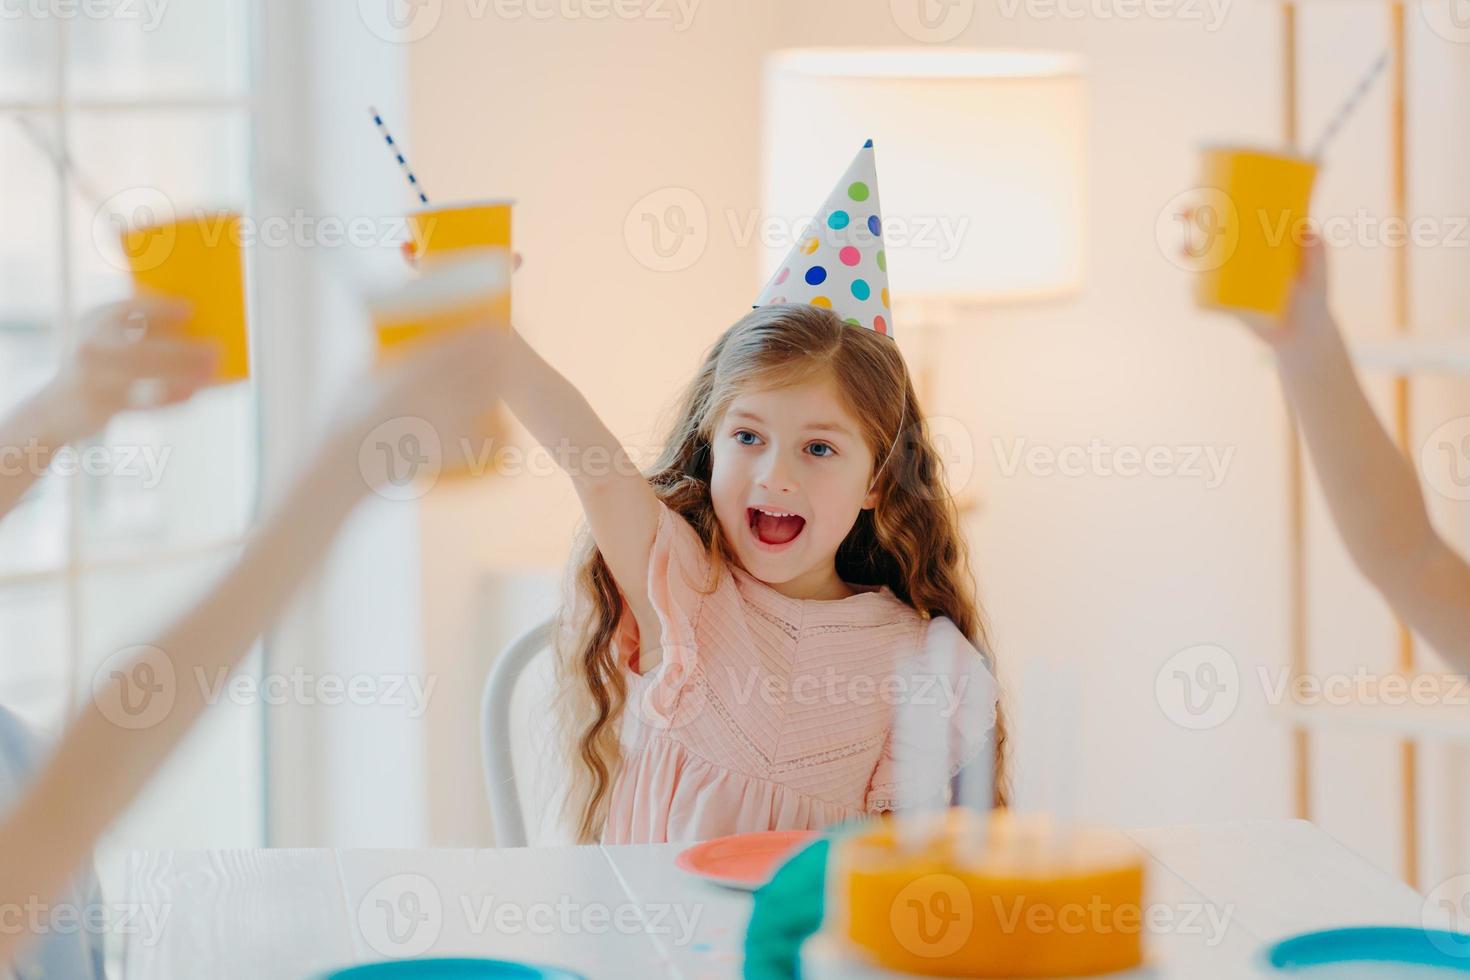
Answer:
[827,809,1147,978]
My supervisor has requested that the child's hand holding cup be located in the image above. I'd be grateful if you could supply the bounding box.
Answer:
[364,248,513,481]
[42,296,218,441]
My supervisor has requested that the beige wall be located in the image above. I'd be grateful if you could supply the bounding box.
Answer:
[404,0,1470,886]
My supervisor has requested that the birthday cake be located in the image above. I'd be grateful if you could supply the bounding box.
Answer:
[820,809,1147,978]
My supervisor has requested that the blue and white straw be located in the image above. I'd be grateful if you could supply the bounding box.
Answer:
[1308,51,1390,161]
[369,105,429,205]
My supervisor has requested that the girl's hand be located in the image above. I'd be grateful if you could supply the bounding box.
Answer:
[44,296,218,440]
[1232,229,1339,361]
[338,323,508,462]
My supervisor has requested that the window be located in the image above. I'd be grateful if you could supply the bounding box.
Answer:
[0,0,264,880]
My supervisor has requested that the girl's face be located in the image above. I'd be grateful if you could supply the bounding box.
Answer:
[709,373,879,598]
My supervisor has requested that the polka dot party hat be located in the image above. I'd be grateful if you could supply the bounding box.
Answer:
[754,140,893,337]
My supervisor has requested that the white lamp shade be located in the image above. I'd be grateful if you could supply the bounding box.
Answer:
[762,49,1087,311]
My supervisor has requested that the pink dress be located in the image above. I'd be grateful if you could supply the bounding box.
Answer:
[602,501,996,845]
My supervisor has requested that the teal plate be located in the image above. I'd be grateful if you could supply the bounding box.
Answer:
[320,959,587,979]
[1267,927,1470,972]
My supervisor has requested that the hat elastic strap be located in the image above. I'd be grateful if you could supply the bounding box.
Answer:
[865,399,907,499]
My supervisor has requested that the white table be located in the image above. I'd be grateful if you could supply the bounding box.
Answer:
[119,820,1430,979]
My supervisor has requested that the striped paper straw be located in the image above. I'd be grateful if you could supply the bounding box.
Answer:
[1308,51,1390,161]
[369,105,429,205]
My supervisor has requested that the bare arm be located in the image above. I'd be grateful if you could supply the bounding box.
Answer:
[0,297,214,524]
[496,328,660,616]
[0,387,80,522]
[0,325,505,968]
[1236,231,1470,665]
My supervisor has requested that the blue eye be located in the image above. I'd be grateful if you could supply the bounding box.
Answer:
[807,442,836,458]
[734,430,761,446]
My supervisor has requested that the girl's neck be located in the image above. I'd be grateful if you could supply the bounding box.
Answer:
[761,563,857,602]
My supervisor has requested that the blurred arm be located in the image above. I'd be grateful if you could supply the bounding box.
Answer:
[0,429,366,968]
[0,386,78,524]
[1276,323,1470,666]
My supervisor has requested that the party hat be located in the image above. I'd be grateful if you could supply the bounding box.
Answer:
[755,140,893,337]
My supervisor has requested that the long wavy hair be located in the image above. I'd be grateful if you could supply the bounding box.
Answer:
[552,303,1008,842]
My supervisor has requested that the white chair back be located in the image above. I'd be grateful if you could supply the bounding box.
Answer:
[480,617,557,847]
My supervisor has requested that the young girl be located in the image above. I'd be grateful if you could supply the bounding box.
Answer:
[496,302,1003,844]
[1231,230,1470,667]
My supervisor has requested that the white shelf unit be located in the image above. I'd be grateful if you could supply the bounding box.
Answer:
[1277,700,1470,743]
[1352,336,1470,375]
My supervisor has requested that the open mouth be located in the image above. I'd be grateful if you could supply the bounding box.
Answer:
[747,507,806,548]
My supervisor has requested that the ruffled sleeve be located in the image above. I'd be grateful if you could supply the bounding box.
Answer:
[612,500,719,728]
[865,616,998,812]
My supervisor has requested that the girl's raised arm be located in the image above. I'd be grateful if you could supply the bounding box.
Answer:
[496,328,661,615]
[1235,232,1470,667]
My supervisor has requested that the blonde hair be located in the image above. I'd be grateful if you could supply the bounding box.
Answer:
[552,303,1007,841]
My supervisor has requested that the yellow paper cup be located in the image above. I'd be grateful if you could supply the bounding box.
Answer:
[404,200,513,326]
[121,210,250,384]
[370,248,511,358]
[1193,147,1318,319]
[368,249,511,480]
[406,199,513,259]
